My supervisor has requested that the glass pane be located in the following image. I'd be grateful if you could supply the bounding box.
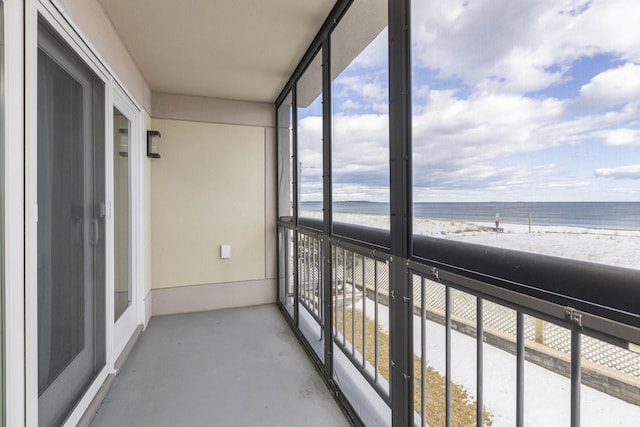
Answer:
[411,0,640,270]
[296,54,323,221]
[331,0,389,230]
[277,91,293,220]
[113,107,131,321]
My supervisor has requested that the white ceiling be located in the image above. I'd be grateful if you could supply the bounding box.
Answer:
[97,0,337,103]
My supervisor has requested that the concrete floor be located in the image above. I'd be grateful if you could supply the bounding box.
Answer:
[90,304,351,427]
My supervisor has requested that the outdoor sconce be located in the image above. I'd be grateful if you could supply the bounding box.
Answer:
[147,130,161,158]
[118,128,128,157]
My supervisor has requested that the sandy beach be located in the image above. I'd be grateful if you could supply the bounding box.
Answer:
[311,212,640,271]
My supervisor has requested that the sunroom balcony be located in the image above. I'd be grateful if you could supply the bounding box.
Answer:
[87,305,352,427]
[84,220,640,427]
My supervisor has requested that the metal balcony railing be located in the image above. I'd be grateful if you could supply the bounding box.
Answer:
[277,219,640,427]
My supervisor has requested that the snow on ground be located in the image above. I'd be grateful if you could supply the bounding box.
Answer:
[326,212,640,270]
[295,212,639,424]
[351,297,640,427]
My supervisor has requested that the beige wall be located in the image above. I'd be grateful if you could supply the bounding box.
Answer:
[150,115,276,295]
[58,1,278,314]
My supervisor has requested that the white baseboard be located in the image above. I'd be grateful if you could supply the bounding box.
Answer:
[143,290,153,326]
[149,279,277,317]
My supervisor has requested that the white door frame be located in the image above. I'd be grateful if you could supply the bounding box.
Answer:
[22,1,146,425]
[3,0,26,426]
[111,83,142,359]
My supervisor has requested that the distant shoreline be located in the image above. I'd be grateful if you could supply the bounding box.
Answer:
[299,200,640,231]
[297,211,640,270]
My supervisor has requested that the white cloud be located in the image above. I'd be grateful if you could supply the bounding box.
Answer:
[413,90,565,164]
[332,113,389,172]
[547,180,590,189]
[596,128,640,146]
[341,99,363,110]
[412,0,640,94]
[594,165,640,179]
[580,63,640,105]
[297,1,640,202]
[334,74,388,105]
[297,116,322,152]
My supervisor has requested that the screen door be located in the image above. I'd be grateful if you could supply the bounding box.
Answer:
[37,22,106,427]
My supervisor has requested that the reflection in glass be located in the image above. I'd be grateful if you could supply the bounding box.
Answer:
[331,0,389,229]
[411,0,640,270]
[113,108,131,321]
[296,54,323,220]
[277,91,294,220]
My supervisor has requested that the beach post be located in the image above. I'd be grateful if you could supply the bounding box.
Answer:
[535,318,544,344]
[529,213,532,233]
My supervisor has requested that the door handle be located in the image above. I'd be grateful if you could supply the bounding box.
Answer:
[92,219,99,245]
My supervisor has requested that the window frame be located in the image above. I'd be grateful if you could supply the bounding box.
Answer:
[274,0,640,345]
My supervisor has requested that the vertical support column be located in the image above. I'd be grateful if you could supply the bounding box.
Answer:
[389,0,412,425]
[292,84,300,328]
[476,298,484,427]
[516,312,525,427]
[322,39,334,376]
[445,287,452,427]
[571,330,581,427]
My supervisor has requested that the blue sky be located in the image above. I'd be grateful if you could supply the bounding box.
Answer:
[296,0,640,202]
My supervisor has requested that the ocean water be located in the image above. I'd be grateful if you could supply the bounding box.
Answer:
[300,201,640,231]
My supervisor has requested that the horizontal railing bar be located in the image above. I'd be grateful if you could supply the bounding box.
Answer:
[283,220,640,348]
[409,263,577,328]
[408,262,638,349]
[298,216,392,250]
[413,235,640,329]
[329,238,392,262]
[284,219,640,333]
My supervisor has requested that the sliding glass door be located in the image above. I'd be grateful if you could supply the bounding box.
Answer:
[113,108,131,322]
[112,91,138,355]
[37,21,106,427]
